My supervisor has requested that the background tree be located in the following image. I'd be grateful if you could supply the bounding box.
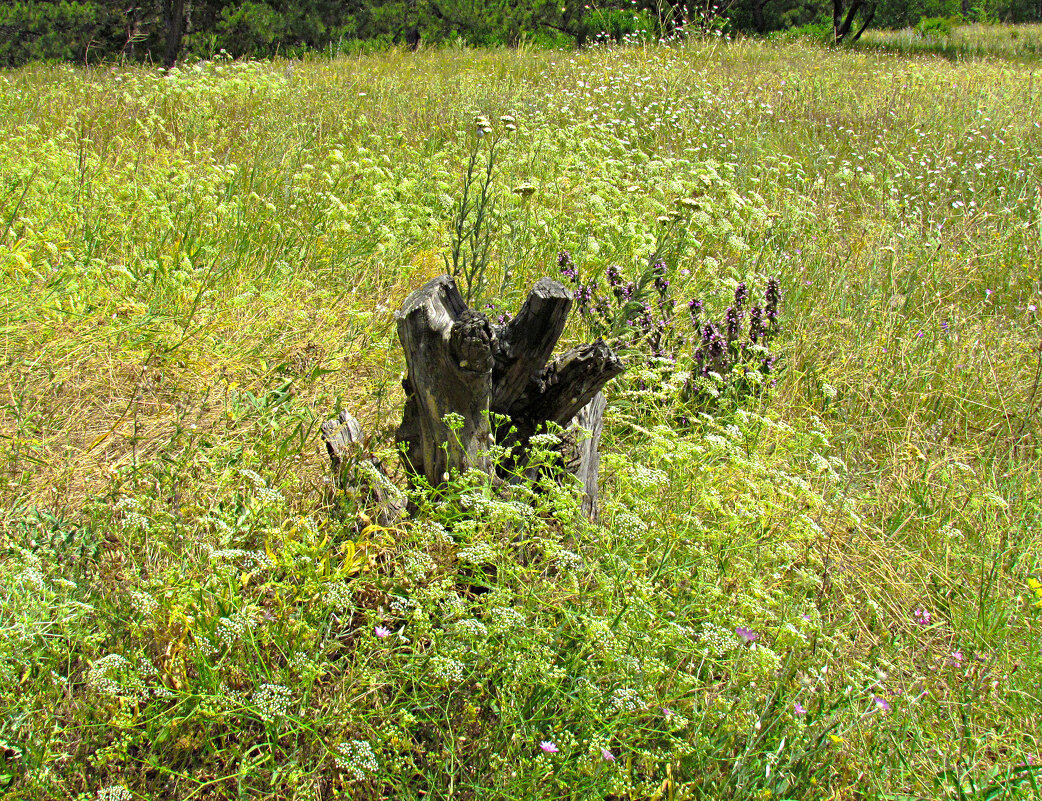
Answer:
[832,0,876,40]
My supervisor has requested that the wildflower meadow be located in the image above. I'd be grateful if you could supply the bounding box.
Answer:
[1,37,1041,800]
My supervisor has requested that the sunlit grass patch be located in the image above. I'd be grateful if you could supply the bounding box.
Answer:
[858,22,1042,62]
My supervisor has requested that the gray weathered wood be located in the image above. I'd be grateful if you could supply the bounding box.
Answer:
[321,409,365,477]
[574,391,607,520]
[321,409,404,526]
[490,277,572,414]
[325,273,624,521]
[395,275,494,486]
[508,338,624,437]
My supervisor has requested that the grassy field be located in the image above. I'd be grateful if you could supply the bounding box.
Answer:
[858,22,1042,62]
[1,38,1041,800]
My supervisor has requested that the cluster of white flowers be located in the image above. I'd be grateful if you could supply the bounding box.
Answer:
[529,432,562,448]
[207,547,273,571]
[254,486,284,506]
[189,635,217,658]
[401,549,435,582]
[613,511,648,537]
[555,549,585,573]
[97,786,132,801]
[609,687,646,711]
[251,683,292,720]
[120,511,150,531]
[87,654,147,699]
[416,520,452,547]
[939,522,964,539]
[486,606,524,634]
[128,589,158,617]
[430,656,465,684]
[16,565,45,592]
[456,618,489,638]
[457,542,498,565]
[239,468,266,488]
[115,496,142,511]
[585,617,623,657]
[335,740,378,781]
[116,496,150,531]
[626,464,669,489]
[388,595,415,616]
[216,608,260,647]
[289,651,322,682]
[699,622,740,657]
[461,492,533,522]
[326,580,353,609]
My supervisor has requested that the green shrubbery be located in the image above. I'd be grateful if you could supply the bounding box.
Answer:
[915,14,960,35]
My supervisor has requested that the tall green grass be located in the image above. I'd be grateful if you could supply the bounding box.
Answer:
[1,41,1040,799]
[859,22,1042,61]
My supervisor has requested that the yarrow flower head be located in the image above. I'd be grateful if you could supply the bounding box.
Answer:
[97,786,132,801]
[539,740,559,753]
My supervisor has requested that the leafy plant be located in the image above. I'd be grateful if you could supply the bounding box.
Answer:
[446,116,501,304]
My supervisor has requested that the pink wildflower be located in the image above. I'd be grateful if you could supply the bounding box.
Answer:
[374,625,391,638]
[539,741,559,754]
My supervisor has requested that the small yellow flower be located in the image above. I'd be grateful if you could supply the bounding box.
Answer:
[1028,577,1042,608]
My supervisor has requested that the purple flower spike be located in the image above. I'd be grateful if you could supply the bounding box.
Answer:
[539,741,559,754]
[374,625,391,639]
[736,627,758,644]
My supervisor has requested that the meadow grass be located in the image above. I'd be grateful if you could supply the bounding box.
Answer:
[1,39,1041,799]
[858,22,1042,62]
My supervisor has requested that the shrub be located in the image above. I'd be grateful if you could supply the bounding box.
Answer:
[915,15,959,37]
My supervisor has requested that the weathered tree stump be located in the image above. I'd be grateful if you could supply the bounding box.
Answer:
[323,274,623,519]
[321,409,405,526]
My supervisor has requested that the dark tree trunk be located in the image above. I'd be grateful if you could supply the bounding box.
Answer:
[751,0,767,34]
[396,274,623,488]
[324,274,624,520]
[833,0,876,41]
[163,0,186,69]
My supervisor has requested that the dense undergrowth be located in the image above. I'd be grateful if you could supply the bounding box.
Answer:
[1,39,1041,800]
